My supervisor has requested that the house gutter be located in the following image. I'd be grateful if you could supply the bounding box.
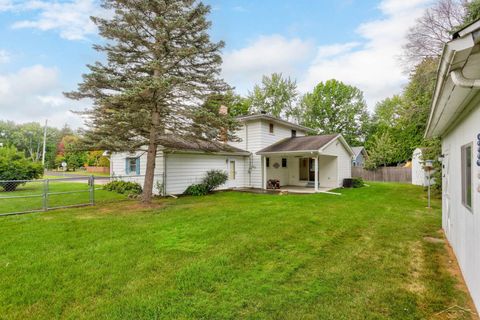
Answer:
[450,70,480,88]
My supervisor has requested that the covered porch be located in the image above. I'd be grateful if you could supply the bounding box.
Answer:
[260,153,339,193]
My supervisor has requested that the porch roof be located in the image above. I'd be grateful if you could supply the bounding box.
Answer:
[256,134,338,155]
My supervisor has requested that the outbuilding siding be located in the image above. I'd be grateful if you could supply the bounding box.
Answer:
[442,102,480,310]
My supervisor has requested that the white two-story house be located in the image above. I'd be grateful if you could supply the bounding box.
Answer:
[110,113,354,195]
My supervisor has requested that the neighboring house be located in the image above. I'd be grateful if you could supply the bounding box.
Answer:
[111,113,354,194]
[351,146,366,167]
[425,19,480,312]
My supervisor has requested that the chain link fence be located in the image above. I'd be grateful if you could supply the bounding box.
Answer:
[0,174,164,216]
[0,176,96,216]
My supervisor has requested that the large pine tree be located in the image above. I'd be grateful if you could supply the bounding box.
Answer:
[66,0,229,202]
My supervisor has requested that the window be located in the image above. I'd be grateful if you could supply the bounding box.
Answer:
[461,144,472,210]
[229,160,236,180]
[269,123,274,133]
[291,130,296,137]
[282,158,287,168]
[266,157,270,167]
[126,157,139,175]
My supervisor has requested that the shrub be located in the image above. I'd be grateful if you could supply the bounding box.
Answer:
[0,146,43,191]
[352,177,364,188]
[103,180,142,195]
[184,183,209,196]
[201,170,228,192]
[184,170,228,196]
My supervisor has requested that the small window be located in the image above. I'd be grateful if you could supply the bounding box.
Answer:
[291,130,296,137]
[461,144,472,210]
[266,157,270,167]
[269,123,274,133]
[126,157,139,175]
[229,160,236,180]
[282,158,287,168]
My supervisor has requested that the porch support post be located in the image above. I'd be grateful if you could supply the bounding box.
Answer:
[314,156,319,192]
[263,156,267,190]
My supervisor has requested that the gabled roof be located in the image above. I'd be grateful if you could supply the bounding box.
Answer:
[158,135,249,155]
[351,146,365,157]
[425,19,480,138]
[237,114,315,133]
[256,134,354,156]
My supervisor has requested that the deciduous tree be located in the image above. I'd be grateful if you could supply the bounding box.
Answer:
[296,79,370,146]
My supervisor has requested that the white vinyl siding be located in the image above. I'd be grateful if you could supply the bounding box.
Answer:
[165,153,247,195]
[321,139,352,187]
[442,102,480,311]
[228,119,307,188]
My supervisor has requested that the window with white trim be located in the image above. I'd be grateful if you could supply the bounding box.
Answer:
[461,143,472,210]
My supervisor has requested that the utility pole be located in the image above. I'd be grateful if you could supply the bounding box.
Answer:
[42,119,48,166]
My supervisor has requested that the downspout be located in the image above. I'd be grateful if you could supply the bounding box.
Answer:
[451,69,480,88]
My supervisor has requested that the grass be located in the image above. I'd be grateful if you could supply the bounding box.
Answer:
[0,180,125,215]
[0,183,474,319]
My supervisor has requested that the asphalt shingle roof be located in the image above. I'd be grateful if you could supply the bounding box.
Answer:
[257,134,338,154]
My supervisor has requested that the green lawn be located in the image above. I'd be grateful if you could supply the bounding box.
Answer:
[0,183,473,319]
[0,180,125,215]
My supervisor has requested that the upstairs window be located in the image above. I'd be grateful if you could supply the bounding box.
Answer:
[461,143,472,210]
[282,158,287,168]
[269,123,274,133]
[291,130,297,137]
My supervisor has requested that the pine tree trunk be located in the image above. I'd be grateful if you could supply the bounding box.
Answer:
[142,110,160,203]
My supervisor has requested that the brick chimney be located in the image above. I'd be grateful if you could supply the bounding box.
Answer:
[219,105,228,143]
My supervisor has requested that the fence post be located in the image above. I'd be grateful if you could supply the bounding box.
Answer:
[43,179,49,211]
[90,175,95,206]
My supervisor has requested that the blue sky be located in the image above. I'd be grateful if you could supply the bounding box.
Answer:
[0,0,432,128]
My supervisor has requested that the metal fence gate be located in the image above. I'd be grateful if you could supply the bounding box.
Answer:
[0,176,96,216]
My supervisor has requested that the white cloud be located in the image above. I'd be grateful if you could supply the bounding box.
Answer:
[8,0,106,40]
[0,0,13,11]
[222,35,315,93]
[0,65,86,127]
[0,49,10,63]
[298,0,432,109]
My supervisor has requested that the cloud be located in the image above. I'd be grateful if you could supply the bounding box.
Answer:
[8,0,106,40]
[0,65,87,127]
[298,0,432,108]
[232,5,247,12]
[0,49,10,63]
[222,35,315,93]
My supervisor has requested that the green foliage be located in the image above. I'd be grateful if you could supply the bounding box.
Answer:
[184,183,209,196]
[420,138,442,192]
[461,0,480,28]
[65,0,229,202]
[0,146,43,191]
[86,151,110,167]
[352,177,364,188]
[366,58,438,166]
[184,170,228,196]
[192,92,242,141]
[247,73,298,118]
[202,169,229,192]
[296,79,370,146]
[364,132,397,169]
[103,181,142,196]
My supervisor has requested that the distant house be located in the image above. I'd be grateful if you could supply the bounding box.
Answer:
[110,114,354,194]
[351,146,366,167]
[424,19,480,311]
